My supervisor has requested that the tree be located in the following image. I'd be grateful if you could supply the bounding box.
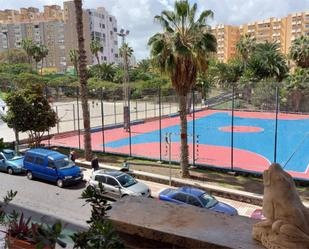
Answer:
[32,44,49,74]
[148,0,216,177]
[74,0,92,161]
[69,49,79,76]
[3,84,57,148]
[236,34,256,70]
[88,63,116,81]
[21,38,35,64]
[0,49,28,64]
[90,39,103,65]
[137,59,151,73]
[284,68,309,112]
[289,35,309,68]
[249,41,288,82]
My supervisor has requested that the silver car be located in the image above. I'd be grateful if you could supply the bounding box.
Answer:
[89,169,151,199]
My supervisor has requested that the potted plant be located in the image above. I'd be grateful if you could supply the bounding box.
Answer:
[0,191,66,249]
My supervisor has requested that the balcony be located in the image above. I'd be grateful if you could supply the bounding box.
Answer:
[108,197,264,249]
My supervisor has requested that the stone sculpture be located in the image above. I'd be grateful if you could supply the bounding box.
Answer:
[252,163,309,249]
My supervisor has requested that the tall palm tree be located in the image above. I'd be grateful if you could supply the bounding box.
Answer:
[74,0,92,161]
[69,49,79,76]
[289,35,309,69]
[90,39,103,65]
[21,38,35,64]
[137,59,151,73]
[39,44,49,75]
[148,0,216,177]
[236,34,256,70]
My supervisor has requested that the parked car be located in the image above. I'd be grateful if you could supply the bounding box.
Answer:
[250,209,265,220]
[23,148,83,188]
[0,149,24,174]
[89,169,151,199]
[159,186,238,216]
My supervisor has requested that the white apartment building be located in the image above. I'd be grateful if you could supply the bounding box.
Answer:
[86,7,119,64]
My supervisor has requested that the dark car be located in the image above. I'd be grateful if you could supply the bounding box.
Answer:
[23,148,83,188]
[0,149,24,174]
[159,186,238,216]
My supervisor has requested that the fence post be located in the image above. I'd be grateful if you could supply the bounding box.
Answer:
[76,87,81,150]
[128,91,132,157]
[73,104,76,131]
[113,100,117,125]
[274,86,279,163]
[136,100,138,120]
[101,88,105,153]
[231,86,235,172]
[145,101,147,119]
[45,86,50,147]
[159,87,162,161]
[56,106,59,134]
[192,88,196,166]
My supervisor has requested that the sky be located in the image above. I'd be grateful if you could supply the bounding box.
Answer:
[0,0,308,60]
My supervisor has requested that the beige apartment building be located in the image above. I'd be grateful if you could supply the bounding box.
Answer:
[0,1,119,72]
[212,11,309,62]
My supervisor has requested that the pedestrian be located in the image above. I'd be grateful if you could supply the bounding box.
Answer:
[120,160,130,172]
[70,150,77,162]
[91,155,99,171]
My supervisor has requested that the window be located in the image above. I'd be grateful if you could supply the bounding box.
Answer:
[95,175,106,183]
[109,17,112,22]
[106,177,119,186]
[102,24,105,29]
[111,48,113,53]
[172,193,187,202]
[187,196,202,207]
[104,56,107,61]
[25,155,34,163]
[35,157,44,166]
[113,27,117,32]
[0,154,4,160]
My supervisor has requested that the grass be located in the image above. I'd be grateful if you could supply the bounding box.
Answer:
[0,91,7,99]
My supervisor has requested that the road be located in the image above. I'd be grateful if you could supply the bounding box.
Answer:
[0,168,260,247]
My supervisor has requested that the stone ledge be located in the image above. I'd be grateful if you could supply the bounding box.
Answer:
[107,196,264,249]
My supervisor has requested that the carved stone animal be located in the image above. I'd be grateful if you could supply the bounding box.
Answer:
[252,163,309,249]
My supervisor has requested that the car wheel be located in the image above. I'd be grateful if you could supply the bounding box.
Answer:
[27,171,33,180]
[7,167,13,175]
[57,179,64,188]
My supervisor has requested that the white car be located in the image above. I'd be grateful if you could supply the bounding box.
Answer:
[89,169,151,199]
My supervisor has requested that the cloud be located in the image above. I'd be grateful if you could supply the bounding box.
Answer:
[1,0,308,60]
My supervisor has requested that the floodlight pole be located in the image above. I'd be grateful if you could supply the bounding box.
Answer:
[117,29,130,131]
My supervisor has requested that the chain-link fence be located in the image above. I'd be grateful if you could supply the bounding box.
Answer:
[41,82,309,180]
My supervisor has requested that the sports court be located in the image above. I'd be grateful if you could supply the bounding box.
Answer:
[50,109,309,181]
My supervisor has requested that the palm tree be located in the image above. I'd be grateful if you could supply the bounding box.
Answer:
[21,38,35,64]
[148,0,216,177]
[289,35,309,68]
[90,39,103,65]
[137,59,151,73]
[236,34,256,70]
[74,0,92,161]
[69,49,79,76]
[250,41,288,82]
[32,44,49,74]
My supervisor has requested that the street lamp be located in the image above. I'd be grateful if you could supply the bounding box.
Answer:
[2,31,9,63]
[117,28,130,131]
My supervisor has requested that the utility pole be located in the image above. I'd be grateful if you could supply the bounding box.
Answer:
[117,29,130,131]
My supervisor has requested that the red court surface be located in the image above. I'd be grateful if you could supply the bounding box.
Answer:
[48,109,309,180]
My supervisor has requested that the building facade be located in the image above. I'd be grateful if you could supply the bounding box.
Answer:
[212,11,309,62]
[0,1,119,72]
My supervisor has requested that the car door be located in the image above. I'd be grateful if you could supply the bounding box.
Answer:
[92,175,107,189]
[187,195,203,208]
[171,192,188,205]
[0,154,5,171]
[45,159,59,182]
[105,176,122,199]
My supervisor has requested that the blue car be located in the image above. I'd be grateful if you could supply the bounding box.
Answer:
[159,186,238,216]
[23,149,83,188]
[0,149,24,174]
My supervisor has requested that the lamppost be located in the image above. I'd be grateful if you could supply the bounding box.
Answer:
[117,29,130,131]
[2,31,9,63]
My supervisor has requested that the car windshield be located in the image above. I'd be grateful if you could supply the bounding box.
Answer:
[116,174,137,188]
[3,151,16,160]
[199,193,218,208]
[50,157,75,169]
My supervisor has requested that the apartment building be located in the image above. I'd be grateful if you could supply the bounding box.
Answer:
[211,25,240,62]
[86,7,119,64]
[213,11,309,62]
[0,1,119,72]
